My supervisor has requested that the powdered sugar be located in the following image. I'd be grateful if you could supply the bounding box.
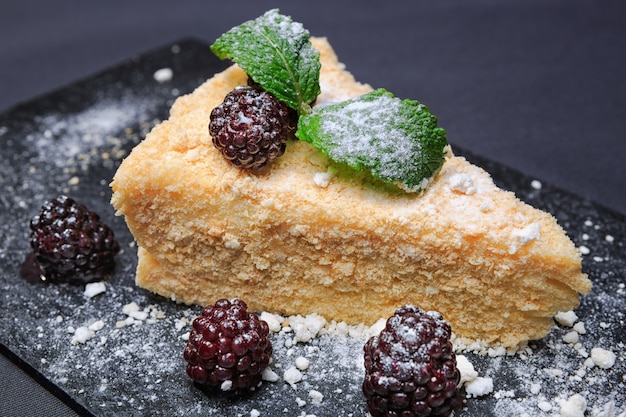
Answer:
[3,257,624,416]
[30,97,156,169]
[1,39,624,416]
[316,94,423,186]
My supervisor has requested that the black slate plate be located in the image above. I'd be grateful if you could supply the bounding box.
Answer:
[0,39,624,417]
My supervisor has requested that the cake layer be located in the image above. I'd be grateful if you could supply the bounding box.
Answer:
[111,37,590,348]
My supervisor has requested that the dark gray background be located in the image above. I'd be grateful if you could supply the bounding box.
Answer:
[1,1,625,415]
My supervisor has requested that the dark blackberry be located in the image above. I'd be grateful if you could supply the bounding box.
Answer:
[209,85,292,169]
[363,306,467,417]
[24,195,120,285]
[184,298,273,392]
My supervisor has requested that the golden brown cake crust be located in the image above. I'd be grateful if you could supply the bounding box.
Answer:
[111,37,590,348]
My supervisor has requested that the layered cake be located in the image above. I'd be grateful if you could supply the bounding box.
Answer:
[111,36,590,348]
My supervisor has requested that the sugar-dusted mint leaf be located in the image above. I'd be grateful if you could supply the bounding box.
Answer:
[210,9,321,115]
[296,89,448,192]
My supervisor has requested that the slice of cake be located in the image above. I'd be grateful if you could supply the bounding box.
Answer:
[110,37,590,348]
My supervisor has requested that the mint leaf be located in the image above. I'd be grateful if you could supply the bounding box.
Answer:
[296,89,448,192]
[211,9,321,115]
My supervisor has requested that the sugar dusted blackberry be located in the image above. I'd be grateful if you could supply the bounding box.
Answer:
[363,306,467,417]
[184,298,273,392]
[209,85,292,169]
[25,195,120,285]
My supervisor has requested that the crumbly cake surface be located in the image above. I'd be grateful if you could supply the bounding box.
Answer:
[111,37,590,348]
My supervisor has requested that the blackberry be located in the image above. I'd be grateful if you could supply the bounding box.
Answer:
[24,195,120,285]
[209,85,292,169]
[184,298,273,392]
[363,306,467,417]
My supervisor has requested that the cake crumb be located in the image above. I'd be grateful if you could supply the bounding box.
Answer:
[71,326,95,345]
[313,172,331,187]
[509,223,541,254]
[531,179,542,190]
[530,383,542,395]
[513,223,541,246]
[220,380,233,391]
[259,312,283,333]
[250,409,261,417]
[465,376,494,397]
[174,317,189,331]
[287,314,327,343]
[261,368,280,382]
[538,400,553,412]
[283,366,303,387]
[121,302,164,323]
[122,302,143,318]
[573,322,586,334]
[555,311,578,327]
[448,173,477,195]
[590,347,616,369]
[309,389,324,404]
[295,356,310,371]
[84,281,106,298]
[494,389,515,400]
[153,68,173,83]
[88,320,105,332]
[562,331,579,344]
[487,346,507,357]
[456,355,478,385]
[559,393,587,417]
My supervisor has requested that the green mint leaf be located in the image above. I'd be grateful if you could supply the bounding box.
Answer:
[210,9,321,115]
[296,89,448,192]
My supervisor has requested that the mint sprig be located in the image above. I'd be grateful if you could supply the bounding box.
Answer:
[211,9,321,115]
[296,89,448,192]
